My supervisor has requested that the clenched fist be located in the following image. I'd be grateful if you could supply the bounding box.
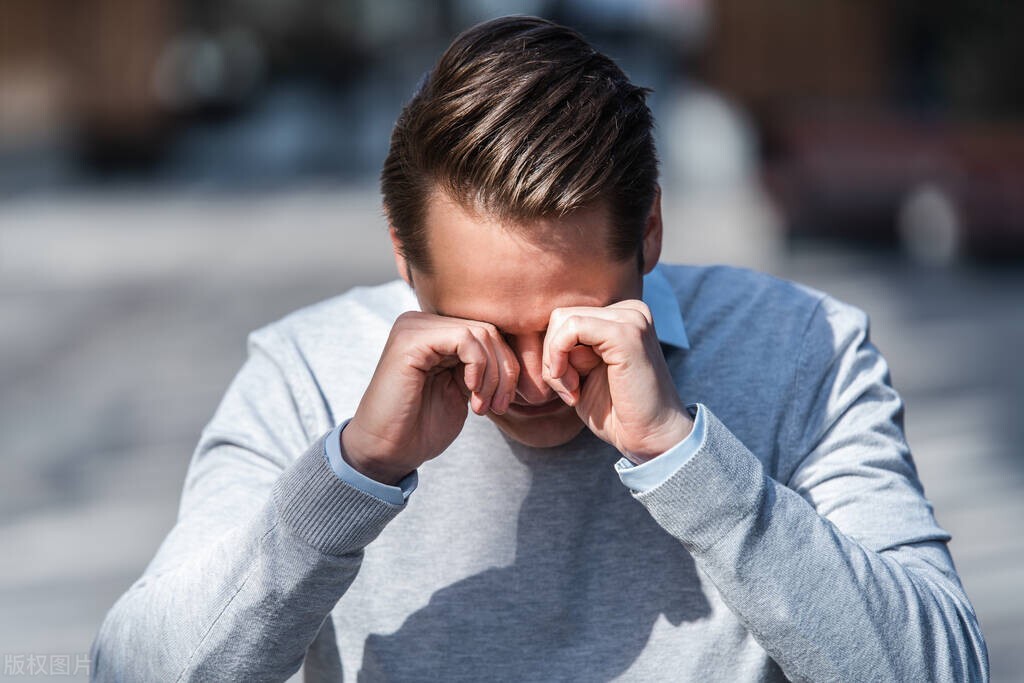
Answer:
[543,300,693,463]
[341,312,518,484]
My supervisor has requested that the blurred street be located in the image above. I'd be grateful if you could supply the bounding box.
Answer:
[1,187,1021,680]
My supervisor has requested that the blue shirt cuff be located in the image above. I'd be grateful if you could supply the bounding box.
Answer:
[614,404,706,493]
[324,420,418,505]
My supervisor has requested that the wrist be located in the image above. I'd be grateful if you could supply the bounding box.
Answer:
[626,410,695,465]
[340,425,410,486]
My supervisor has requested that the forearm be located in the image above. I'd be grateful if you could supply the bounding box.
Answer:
[92,434,405,681]
[634,408,988,682]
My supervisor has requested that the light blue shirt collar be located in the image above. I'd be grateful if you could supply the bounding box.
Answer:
[642,265,690,350]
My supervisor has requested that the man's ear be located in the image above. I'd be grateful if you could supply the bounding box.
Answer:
[641,185,663,275]
[389,226,414,287]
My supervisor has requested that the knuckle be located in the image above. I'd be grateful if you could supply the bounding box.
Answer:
[389,325,412,346]
[481,364,500,387]
[625,321,645,340]
[637,303,654,325]
[395,310,425,326]
[390,315,412,335]
[619,305,649,329]
[468,325,490,344]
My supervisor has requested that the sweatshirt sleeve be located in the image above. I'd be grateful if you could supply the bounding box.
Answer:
[629,296,989,682]
[91,327,403,681]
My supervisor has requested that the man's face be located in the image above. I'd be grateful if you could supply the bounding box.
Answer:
[394,191,658,449]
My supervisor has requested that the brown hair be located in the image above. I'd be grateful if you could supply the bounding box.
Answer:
[381,15,658,273]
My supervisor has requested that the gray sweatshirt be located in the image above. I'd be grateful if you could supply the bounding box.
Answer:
[91,264,988,682]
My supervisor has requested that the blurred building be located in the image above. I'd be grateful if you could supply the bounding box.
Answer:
[2,0,1023,260]
[0,0,173,174]
[705,0,1024,263]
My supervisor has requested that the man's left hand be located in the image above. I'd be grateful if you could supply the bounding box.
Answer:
[543,300,693,463]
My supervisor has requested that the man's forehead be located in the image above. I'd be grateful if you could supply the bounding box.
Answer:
[411,189,642,333]
[422,190,616,262]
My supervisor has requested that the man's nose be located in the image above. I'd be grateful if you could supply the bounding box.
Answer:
[511,335,557,405]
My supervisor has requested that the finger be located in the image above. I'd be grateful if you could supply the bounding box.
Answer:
[545,312,647,382]
[545,306,650,378]
[404,324,490,395]
[607,299,653,324]
[458,334,488,397]
[547,301,651,328]
[452,364,473,399]
[488,332,519,414]
[468,322,523,415]
[541,352,580,405]
[399,315,515,414]
[467,327,503,415]
[568,345,602,376]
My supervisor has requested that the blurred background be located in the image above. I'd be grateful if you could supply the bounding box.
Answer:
[1,0,1022,680]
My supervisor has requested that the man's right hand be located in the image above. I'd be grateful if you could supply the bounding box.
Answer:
[340,311,519,485]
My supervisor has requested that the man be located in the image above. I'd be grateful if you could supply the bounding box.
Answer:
[93,16,988,682]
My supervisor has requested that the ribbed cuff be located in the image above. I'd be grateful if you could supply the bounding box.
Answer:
[272,431,406,556]
[632,406,767,555]
[325,420,418,505]
[615,404,704,492]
